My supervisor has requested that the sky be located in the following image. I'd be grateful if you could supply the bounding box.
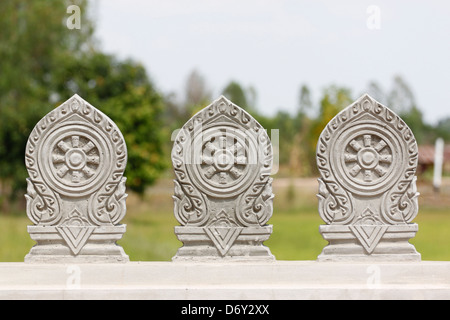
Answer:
[93,0,450,125]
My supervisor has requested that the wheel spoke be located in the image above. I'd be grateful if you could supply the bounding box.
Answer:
[57,141,70,153]
[363,135,372,147]
[235,155,247,165]
[379,154,392,164]
[374,165,387,177]
[218,136,227,150]
[71,171,82,183]
[374,140,387,152]
[229,168,242,179]
[82,167,95,178]
[349,164,362,177]
[349,140,363,152]
[86,155,100,165]
[363,170,373,182]
[201,155,214,165]
[219,172,227,184]
[52,154,65,163]
[82,141,95,154]
[56,165,69,178]
[344,154,358,163]
[71,135,80,148]
[204,166,217,179]
[204,142,218,155]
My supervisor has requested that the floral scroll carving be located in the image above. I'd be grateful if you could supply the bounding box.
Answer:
[316,94,420,261]
[25,95,129,263]
[172,96,274,260]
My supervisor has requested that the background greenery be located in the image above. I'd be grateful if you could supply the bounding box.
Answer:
[0,1,449,262]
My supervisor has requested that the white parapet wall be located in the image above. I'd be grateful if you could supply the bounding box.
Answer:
[0,261,449,300]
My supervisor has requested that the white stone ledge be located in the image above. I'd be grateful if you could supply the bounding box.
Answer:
[0,261,449,300]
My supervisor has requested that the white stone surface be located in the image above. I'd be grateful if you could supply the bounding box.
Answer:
[0,261,449,300]
[172,96,274,261]
[316,94,421,261]
[24,95,129,263]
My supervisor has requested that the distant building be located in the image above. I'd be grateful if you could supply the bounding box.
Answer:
[418,144,450,174]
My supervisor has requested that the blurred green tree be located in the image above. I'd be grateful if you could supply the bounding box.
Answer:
[272,110,296,166]
[435,117,450,142]
[388,75,416,115]
[308,85,353,173]
[0,0,93,205]
[222,81,257,113]
[385,75,433,144]
[311,85,352,138]
[365,80,387,105]
[400,105,431,144]
[183,69,211,116]
[290,84,313,176]
[298,84,312,117]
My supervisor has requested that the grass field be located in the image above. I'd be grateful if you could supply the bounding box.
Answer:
[1,177,449,262]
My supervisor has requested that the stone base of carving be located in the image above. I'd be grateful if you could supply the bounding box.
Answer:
[25,225,129,263]
[172,226,275,261]
[317,224,421,262]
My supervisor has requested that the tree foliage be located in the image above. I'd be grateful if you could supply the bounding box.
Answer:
[222,81,257,113]
[183,69,211,115]
[0,0,92,199]
[365,75,439,145]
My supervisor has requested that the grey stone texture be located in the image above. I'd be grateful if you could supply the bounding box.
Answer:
[171,96,275,261]
[2,261,450,299]
[316,94,421,261]
[24,95,129,263]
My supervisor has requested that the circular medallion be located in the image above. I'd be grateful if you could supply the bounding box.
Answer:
[40,123,112,197]
[332,122,404,195]
[51,134,101,185]
[186,125,259,198]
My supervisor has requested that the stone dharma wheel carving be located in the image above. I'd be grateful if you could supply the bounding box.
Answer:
[316,94,421,261]
[172,96,275,260]
[51,134,101,186]
[24,95,129,263]
[190,124,258,198]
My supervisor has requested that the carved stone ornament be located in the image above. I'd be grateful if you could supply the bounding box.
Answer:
[172,96,275,261]
[24,95,129,263]
[316,94,421,261]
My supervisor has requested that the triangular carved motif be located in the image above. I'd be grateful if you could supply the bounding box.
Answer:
[56,226,95,255]
[207,114,236,125]
[349,225,388,254]
[204,227,243,256]
[360,225,376,238]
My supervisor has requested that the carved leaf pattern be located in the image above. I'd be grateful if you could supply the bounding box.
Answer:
[171,124,208,226]
[316,94,419,226]
[237,177,274,226]
[89,177,128,225]
[381,177,419,224]
[172,96,274,228]
[236,130,274,227]
[25,178,61,225]
[25,95,128,227]
[173,180,208,226]
[317,179,353,225]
